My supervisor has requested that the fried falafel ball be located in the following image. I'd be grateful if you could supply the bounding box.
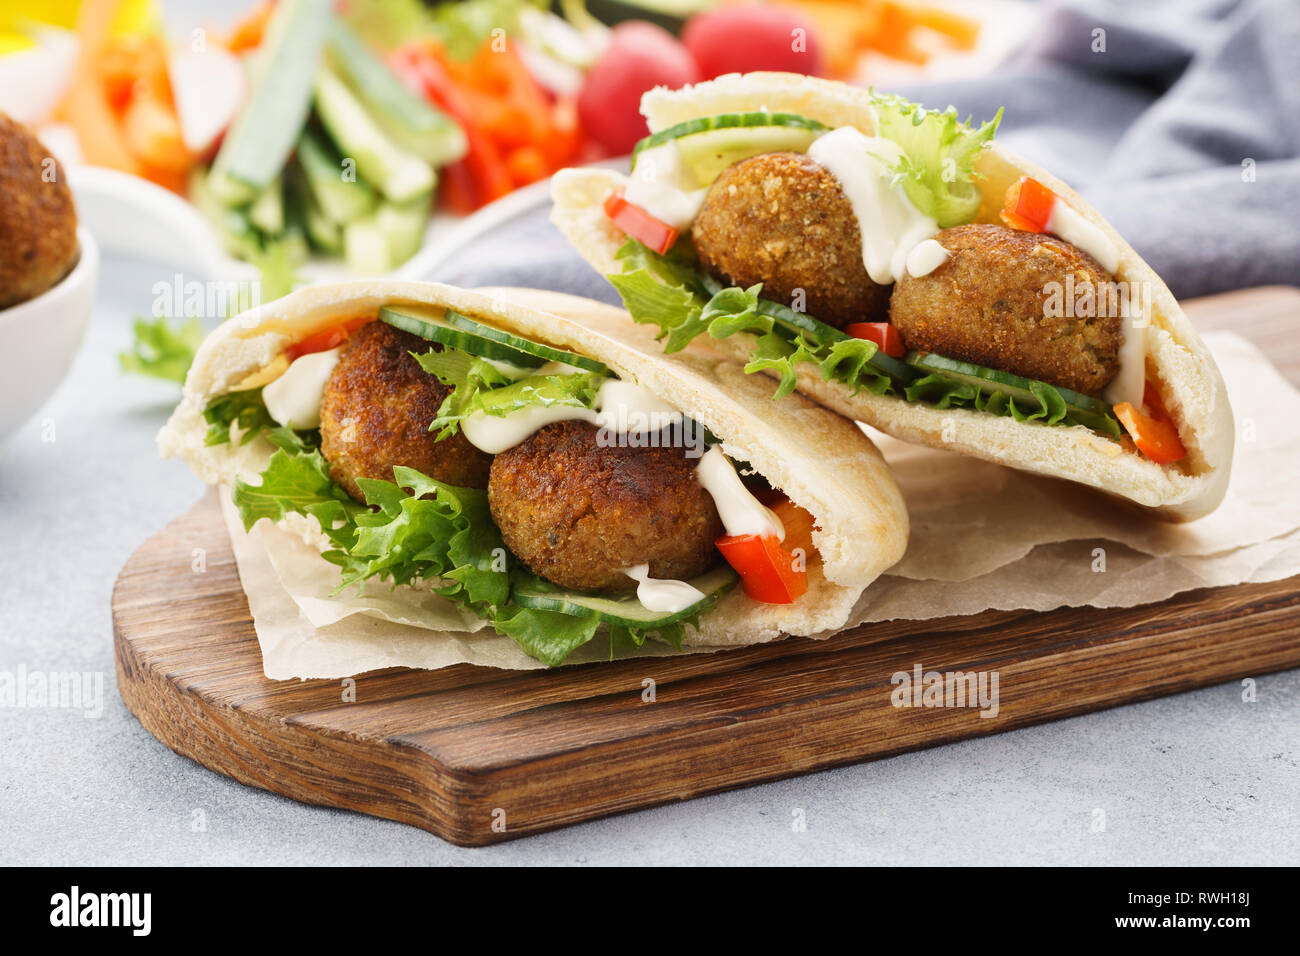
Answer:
[488,420,724,592]
[692,151,890,328]
[319,320,492,502]
[890,223,1121,395]
[0,113,78,310]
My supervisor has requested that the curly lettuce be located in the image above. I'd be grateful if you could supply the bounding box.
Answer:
[608,239,1119,439]
[610,239,893,399]
[225,388,690,665]
[414,347,604,439]
[870,94,1001,228]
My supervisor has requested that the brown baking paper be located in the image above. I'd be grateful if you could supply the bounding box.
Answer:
[223,331,1300,680]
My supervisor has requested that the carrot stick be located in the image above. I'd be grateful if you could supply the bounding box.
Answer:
[60,0,143,175]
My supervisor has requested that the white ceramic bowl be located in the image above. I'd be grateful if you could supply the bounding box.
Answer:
[0,225,98,445]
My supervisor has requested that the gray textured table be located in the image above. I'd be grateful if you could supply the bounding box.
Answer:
[2,239,1298,865]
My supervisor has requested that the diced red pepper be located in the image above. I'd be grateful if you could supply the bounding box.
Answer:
[716,533,809,605]
[844,322,907,358]
[1114,382,1187,464]
[1000,176,1057,233]
[603,187,679,254]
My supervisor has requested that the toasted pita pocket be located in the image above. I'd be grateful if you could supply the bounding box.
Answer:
[550,72,1233,522]
[159,280,908,650]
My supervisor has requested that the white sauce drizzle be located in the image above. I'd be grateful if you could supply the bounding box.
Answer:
[1103,298,1147,408]
[905,237,950,277]
[807,126,939,285]
[482,357,536,379]
[621,563,705,613]
[695,447,784,540]
[1044,200,1136,404]
[625,141,708,231]
[1046,201,1120,275]
[262,346,342,430]
[459,378,684,455]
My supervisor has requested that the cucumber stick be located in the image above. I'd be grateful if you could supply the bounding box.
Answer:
[343,217,393,273]
[314,68,435,203]
[208,0,331,203]
[326,19,467,167]
[302,187,343,252]
[248,175,284,235]
[188,168,260,261]
[375,198,430,264]
[296,127,377,223]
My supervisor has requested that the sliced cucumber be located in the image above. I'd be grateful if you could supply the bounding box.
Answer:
[678,124,826,187]
[444,310,611,375]
[326,18,467,167]
[512,564,739,628]
[632,112,830,183]
[906,351,1119,434]
[380,305,547,367]
[314,68,435,203]
[297,127,377,223]
[907,352,1111,414]
[208,0,330,202]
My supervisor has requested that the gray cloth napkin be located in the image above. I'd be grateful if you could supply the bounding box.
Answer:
[434,0,1299,300]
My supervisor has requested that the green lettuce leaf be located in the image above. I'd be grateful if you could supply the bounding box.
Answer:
[231,443,362,552]
[871,93,1002,228]
[609,240,1121,439]
[202,387,278,446]
[118,316,203,384]
[415,347,604,439]
[492,605,603,668]
[230,435,690,665]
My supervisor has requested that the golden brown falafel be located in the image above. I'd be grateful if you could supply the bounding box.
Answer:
[319,320,492,501]
[0,113,78,310]
[890,224,1121,395]
[488,420,723,592]
[692,151,890,328]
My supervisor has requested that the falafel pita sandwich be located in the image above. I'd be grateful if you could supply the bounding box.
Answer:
[550,72,1234,522]
[158,280,908,667]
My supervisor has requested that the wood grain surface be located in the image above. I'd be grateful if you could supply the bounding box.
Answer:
[113,287,1300,846]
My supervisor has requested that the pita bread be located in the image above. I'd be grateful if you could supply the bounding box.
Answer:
[550,72,1234,522]
[159,279,909,646]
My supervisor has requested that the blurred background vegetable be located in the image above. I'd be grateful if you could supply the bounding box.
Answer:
[3,0,991,278]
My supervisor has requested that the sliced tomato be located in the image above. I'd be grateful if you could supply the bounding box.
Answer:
[286,317,369,362]
[844,322,906,358]
[1000,176,1057,233]
[603,188,679,255]
[716,533,809,605]
[1114,382,1187,464]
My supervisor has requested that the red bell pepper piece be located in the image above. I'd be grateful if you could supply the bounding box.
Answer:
[1114,382,1187,464]
[285,317,369,362]
[715,533,809,605]
[1000,176,1057,233]
[844,322,907,358]
[603,188,679,255]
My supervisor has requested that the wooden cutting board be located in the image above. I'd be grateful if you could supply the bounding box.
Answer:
[113,286,1300,847]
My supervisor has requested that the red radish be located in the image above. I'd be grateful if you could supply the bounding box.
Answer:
[682,5,824,79]
[167,47,246,155]
[577,21,698,156]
